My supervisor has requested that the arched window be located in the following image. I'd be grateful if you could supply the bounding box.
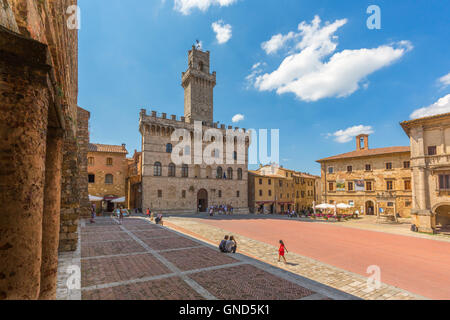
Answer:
[168,163,176,177]
[182,164,189,178]
[216,167,223,179]
[206,166,212,179]
[154,162,162,176]
[233,151,237,161]
[227,168,233,180]
[105,174,113,184]
[166,143,173,153]
[237,168,243,180]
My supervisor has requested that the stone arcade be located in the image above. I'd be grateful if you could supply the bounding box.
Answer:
[139,46,250,214]
[0,0,89,299]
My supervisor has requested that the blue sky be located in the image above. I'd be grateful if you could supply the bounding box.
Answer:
[78,0,450,175]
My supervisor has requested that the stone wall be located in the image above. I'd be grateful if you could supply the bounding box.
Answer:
[0,0,82,299]
[77,107,90,217]
[319,152,412,217]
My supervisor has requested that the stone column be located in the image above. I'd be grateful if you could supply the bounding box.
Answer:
[39,127,64,300]
[0,28,51,299]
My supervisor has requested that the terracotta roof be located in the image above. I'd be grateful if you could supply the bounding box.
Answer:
[316,146,410,162]
[88,143,128,154]
[296,172,320,179]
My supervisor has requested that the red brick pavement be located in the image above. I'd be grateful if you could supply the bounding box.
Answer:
[82,277,205,300]
[82,241,145,258]
[82,254,171,287]
[131,229,176,240]
[141,236,200,251]
[79,217,353,300]
[190,264,314,300]
[196,217,450,300]
[160,247,238,272]
[81,231,133,243]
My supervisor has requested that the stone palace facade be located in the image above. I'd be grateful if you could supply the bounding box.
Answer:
[139,46,250,214]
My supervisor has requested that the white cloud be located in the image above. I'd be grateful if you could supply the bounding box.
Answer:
[212,20,232,44]
[330,125,374,143]
[232,114,244,123]
[410,94,450,119]
[174,0,237,15]
[262,32,296,55]
[250,16,412,102]
[439,72,450,88]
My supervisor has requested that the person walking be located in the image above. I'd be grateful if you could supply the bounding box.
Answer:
[278,240,288,263]
[119,207,124,225]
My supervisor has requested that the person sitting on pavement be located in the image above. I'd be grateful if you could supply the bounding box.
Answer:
[225,236,237,253]
[219,235,229,252]
[155,213,163,225]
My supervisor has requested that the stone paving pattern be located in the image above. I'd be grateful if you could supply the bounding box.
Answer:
[163,216,429,300]
[61,216,356,300]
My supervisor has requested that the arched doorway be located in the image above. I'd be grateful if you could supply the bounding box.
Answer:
[197,189,208,212]
[435,205,450,234]
[365,200,375,215]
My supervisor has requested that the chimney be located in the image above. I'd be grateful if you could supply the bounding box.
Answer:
[356,134,369,151]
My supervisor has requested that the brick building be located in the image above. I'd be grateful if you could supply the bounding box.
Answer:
[317,135,412,218]
[139,46,250,214]
[87,143,128,212]
[401,112,450,233]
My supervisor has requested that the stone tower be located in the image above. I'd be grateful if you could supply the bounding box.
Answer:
[182,45,216,124]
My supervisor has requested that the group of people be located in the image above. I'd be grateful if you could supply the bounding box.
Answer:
[208,204,234,216]
[145,208,163,225]
[219,235,237,253]
[218,236,289,264]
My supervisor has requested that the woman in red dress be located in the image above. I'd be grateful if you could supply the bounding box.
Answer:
[278,240,288,263]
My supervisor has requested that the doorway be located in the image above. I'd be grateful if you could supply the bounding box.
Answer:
[365,200,375,215]
[197,189,208,212]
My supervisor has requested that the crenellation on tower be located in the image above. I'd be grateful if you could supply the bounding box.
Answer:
[182,46,216,124]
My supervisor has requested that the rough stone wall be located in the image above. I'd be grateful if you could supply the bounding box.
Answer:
[76,107,90,218]
[182,47,215,124]
[0,0,80,299]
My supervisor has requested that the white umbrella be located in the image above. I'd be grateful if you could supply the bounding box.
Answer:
[315,203,334,209]
[111,197,126,203]
[89,195,103,201]
[336,203,353,209]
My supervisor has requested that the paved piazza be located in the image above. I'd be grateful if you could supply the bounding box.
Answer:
[163,214,450,300]
[57,216,357,300]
